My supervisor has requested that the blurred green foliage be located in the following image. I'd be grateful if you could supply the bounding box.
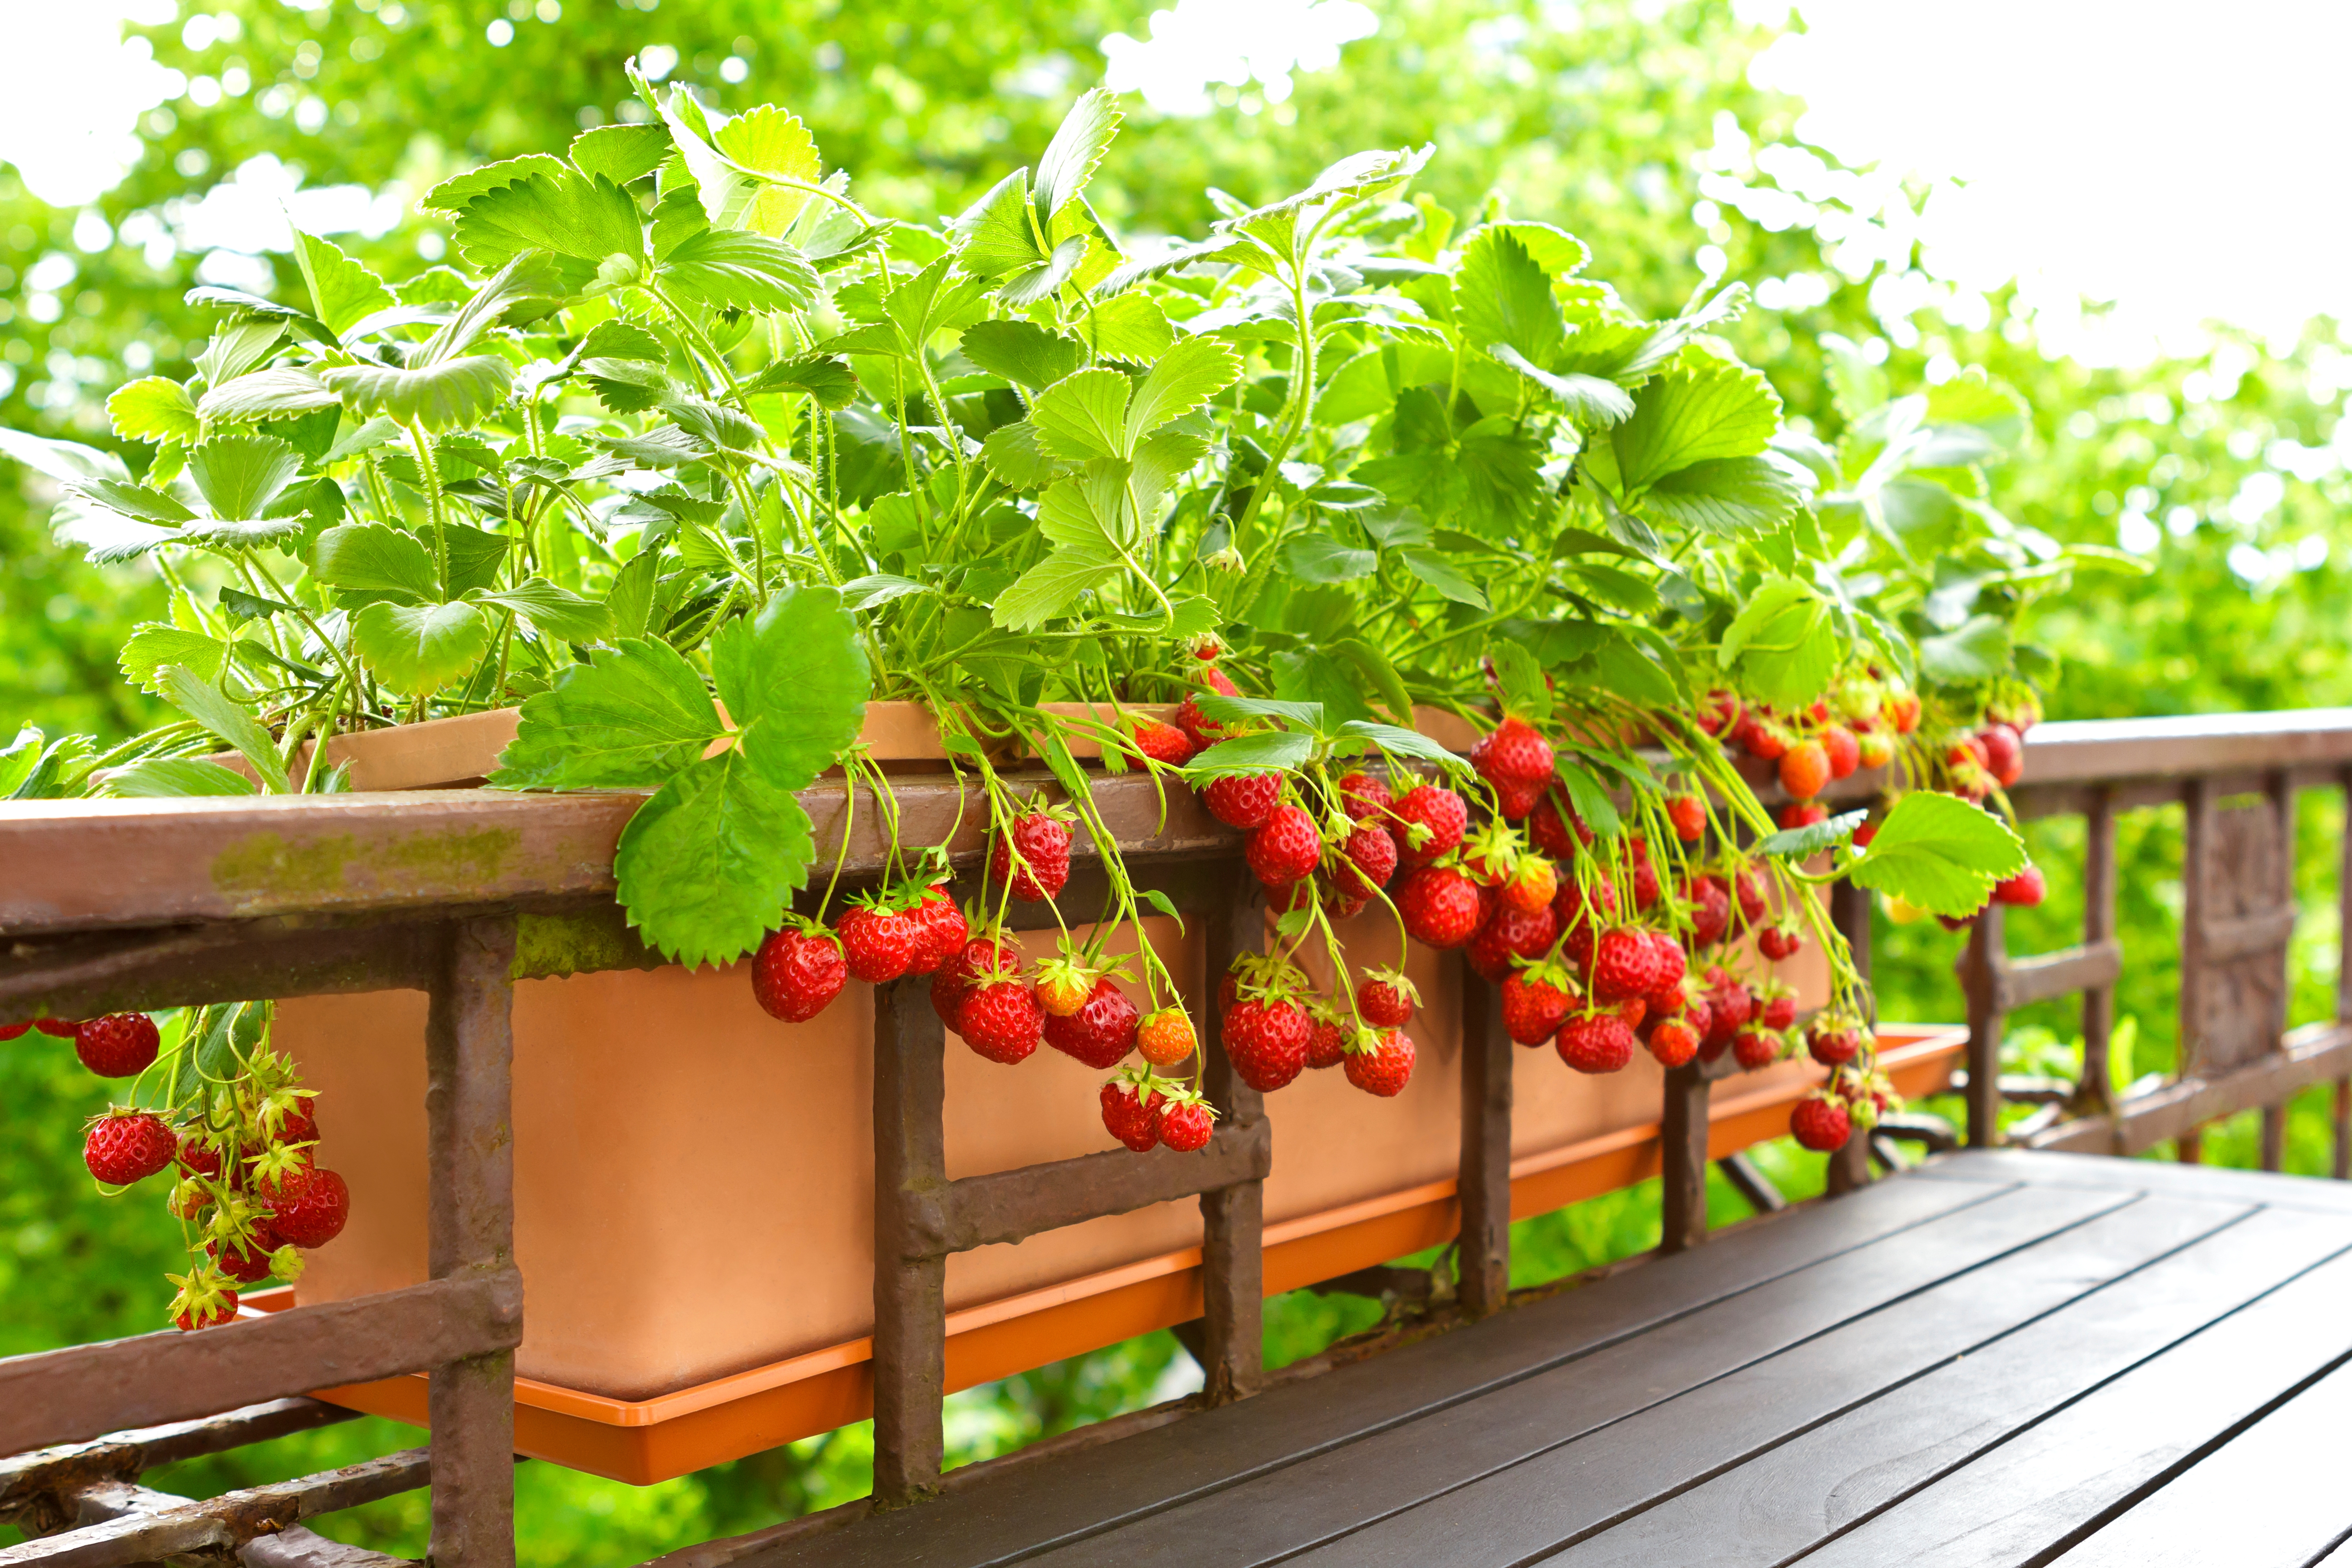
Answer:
[3,0,2347,1559]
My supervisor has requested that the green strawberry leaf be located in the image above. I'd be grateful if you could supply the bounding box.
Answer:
[709,584,870,781]
[291,229,392,336]
[196,368,340,424]
[352,600,493,695]
[1455,229,1563,372]
[1334,720,1465,772]
[323,356,515,431]
[494,637,724,790]
[1123,336,1241,451]
[1551,757,1622,838]
[1611,354,1784,493]
[1845,792,2026,916]
[959,320,1085,391]
[1033,88,1122,227]
[569,122,671,186]
[156,664,288,793]
[1190,693,1328,732]
[314,523,438,603]
[1719,576,1836,710]
[100,756,260,799]
[655,229,819,314]
[472,578,612,643]
[614,735,817,969]
[1642,454,1803,535]
[108,378,201,444]
[1918,613,2013,682]
[188,434,304,524]
[1181,730,1315,781]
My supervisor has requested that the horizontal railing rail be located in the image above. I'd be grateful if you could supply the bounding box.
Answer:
[2,711,2349,1564]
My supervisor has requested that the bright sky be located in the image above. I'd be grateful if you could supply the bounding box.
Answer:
[3,0,2347,358]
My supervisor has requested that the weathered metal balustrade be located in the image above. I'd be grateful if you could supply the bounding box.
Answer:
[1,709,2349,1566]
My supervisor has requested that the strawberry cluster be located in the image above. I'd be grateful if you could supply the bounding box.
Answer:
[34,1006,352,1331]
[1205,953,1420,1100]
[1702,679,1899,829]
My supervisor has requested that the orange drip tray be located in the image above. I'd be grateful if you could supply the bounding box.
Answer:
[241,1026,1965,1484]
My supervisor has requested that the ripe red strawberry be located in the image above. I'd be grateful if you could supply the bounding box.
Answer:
[175,1284,240,1332]
[1390,784,1468,866]
[1557,1012,1634,1074]
[1702,977,1753,1055]
[1132,715,1196,767]
[1979,723,2025,787]
[752,926,848,1022]
[931,935,1020,1028]
[1344,1029,1416,1096]
[35,1018,78,1038]
[1246,804,1323,888]
[1101,1079,1161,1152]
[1043,978,1140,1069]
[176,1132,223,1180]
[1494,776,1547,821]
[910,888,967,975]
[75,1014,160,1078]
[1852,821,1878,847]
[1503,855,1556,915]
[210,1237,275,1284]
[1697,689,1741,736]
[1757,925,1803,962]
[1137,1007,1198,1067]
[838,902,920,985]
[1995,865,2047,906]
[1204,772,1283,830]
[1306,1003,1348,1068]
[958,979,1044,1064]
[993,810,1073,901]
[1790,1093,1852,1152]
[1887,692,1921,733]
[1470,902,1558,983]
[1479,717,1554,784]
[1356,970,1416,1028]
[1174,665,1242,749]
[1683,874,1730,948]
[1683,995,1714,1048]
[267,1166,351,1248]
[1759,990,1798,1030]
[1398,865,1482,948]
[1732,1028,1782,1072]
[1337,771,1392,822]
[1734,866,1769,926]
[1336,822,1399,899]
[1742,719,1789,762]
[1226,998,1309,1092]
[1808,1021,1862,1066]
[1590,928,1663,1003]
[1820,725,1861,780]
[1779,803,1828,830]
[0,1021,25,1040]
[1647,931,1688,996]
[1156,1094,1215,1151]
[1667,794,1706,843]
[1779,740,1830,800]
[1528,792,1589,858]
[1647,1017,1700,1068]
[1503,969,1575,1045]
[83,1110,176,1185]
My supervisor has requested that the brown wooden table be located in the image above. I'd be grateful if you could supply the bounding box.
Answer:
[704,1148,2352,1568]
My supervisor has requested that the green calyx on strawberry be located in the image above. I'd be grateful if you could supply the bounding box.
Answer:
[1032,953,1103,1018]
[167,1264,241,1332]
[1354,966,1420,1028]
[1152,1083,1218,1151]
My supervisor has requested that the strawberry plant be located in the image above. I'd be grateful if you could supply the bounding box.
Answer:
[3,67,2067,1319]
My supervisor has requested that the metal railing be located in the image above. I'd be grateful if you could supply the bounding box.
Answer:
[1,711,2348,1565]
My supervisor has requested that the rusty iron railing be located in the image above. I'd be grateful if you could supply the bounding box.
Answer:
[2,712,2350,1564]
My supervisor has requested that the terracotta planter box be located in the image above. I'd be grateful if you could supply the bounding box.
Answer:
[257,706,1912,1483]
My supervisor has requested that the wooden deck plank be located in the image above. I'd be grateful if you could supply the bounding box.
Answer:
[1916,1148,2352,1214]
[2047,1358,2352,1568]
[1534,1206,2352,1568]
[1284,1195,2269,1568]
[1000,1183,2132,1568]
[769,1175,2016,1568]
[1789,1242,2352,1567]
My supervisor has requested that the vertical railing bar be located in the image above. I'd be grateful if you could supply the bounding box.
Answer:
[2259,770,2293,1171]
[1658,1062,1710,1250]
[1197,875,1264,1405]
[1457,961,1512,1310]
[2076,787,2119,1130]
[871,977,948,1507]
[2177,777,2212,1166]
[424,916,518,1568]
[2336,767,2352,1182]
[1959,904,2006,1148]
[1825,876,1875,1194]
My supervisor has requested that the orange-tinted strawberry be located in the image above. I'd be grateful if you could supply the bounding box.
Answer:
[1820,725,1861,780]
[1667,794,1707,842]
[1779,740,1830,801]
[1137,1007,1198,1067]
[1503,854,1556,915]
[1647,1017,1700,1068]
